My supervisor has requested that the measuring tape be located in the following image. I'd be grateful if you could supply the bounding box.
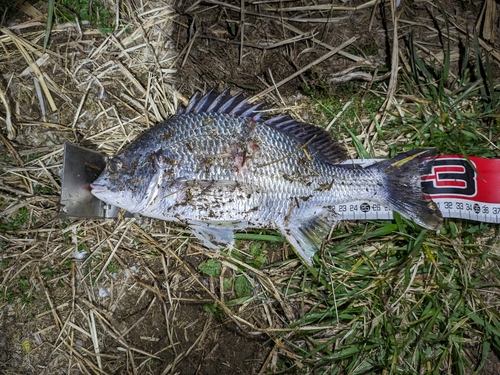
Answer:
[336,155,500,224]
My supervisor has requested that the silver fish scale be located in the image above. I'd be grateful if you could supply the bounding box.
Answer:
[142,112,383,228]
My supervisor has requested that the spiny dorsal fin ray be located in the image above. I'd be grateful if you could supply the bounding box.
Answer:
[179,88,348,164]
[264,116,347,164]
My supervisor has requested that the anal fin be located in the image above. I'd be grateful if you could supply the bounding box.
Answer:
[278,211,335,265]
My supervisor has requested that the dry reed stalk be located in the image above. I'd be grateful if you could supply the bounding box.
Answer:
[273,1,379,12]
[253,36,358,100]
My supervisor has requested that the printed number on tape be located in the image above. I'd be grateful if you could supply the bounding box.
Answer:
[336,155,500,224]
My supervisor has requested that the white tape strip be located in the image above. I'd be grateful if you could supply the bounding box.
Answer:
[338,158,500,224]
[332,199,500,224]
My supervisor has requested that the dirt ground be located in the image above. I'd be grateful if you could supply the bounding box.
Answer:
[1,0,500,374]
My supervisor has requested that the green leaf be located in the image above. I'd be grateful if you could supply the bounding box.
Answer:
[234,233,284,242]
[203,303,225,317]
[222,277,232,291]
[234,275,252,298]
[198,259,221,277]
[44,0,55,51]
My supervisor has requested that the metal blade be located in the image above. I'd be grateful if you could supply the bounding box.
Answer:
[60,142,119,218]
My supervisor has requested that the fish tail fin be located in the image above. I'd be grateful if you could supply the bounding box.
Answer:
[377,148,443,230]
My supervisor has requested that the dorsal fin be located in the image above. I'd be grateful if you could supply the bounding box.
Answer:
[263,115,347,164]
[178,88,267,120]
[178,88,347,164]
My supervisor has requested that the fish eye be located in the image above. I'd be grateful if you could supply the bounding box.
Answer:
[107,158,123,173]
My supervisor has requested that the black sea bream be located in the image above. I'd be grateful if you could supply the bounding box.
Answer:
[90,89,443,264]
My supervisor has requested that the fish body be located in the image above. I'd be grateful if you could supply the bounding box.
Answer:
[91,89,442,264]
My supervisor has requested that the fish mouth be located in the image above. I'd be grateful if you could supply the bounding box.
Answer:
[89,183,108,195]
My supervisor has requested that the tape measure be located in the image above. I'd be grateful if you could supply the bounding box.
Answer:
[336,155,500,224]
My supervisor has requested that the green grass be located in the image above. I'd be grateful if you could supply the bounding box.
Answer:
[0,278,35,306]
[0,208,31,231]
[43,0,114,48]
[388,31,500,158]
[33,184,54,195]
[304,81,385,126]
[58,0,114,33]
[200,238,272,314]
[303,81,385,158]
[107,262,120,274]
[265,220,500,374]
[272,23,500,374]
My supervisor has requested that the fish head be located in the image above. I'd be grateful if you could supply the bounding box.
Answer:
[90,147,174,213]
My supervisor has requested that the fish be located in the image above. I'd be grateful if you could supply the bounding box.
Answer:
[90,89,443,264]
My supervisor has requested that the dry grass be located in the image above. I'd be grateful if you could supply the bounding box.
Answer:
[1,0,500,374]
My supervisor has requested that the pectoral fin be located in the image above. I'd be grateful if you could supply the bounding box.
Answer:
[189,221,247,250]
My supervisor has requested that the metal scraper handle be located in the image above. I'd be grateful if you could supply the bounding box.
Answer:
[60,142,119,219]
